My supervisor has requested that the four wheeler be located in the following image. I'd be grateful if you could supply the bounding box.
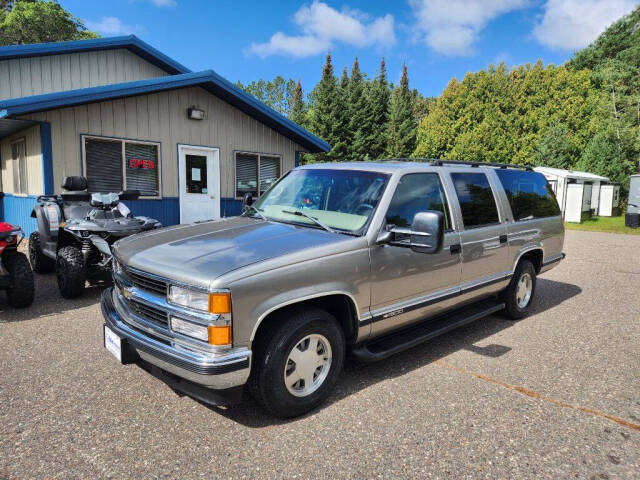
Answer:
[0,199,35,308]
[29,176,162,298]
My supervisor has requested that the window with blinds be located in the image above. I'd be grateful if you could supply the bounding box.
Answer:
[83,136,160,197]
[235,152,281,198]
[10,139,27,194]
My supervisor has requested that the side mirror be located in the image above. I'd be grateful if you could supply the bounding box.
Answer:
[242,192,254,211]
[378,211,444,254]
[409,211,444,254]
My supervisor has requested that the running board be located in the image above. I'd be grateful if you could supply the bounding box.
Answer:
[352,299,505,363]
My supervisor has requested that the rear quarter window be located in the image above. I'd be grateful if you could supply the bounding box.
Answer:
[495,170,561,221]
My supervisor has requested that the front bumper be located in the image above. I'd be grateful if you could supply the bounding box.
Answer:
[100,287,251,390]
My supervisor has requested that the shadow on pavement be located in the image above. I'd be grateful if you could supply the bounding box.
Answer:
[0,272,110,322]
[210,278,582,427]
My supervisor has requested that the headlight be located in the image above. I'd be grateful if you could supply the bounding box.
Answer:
[113,258,123,275]
[167,285,231,315]
[168,285,210,312]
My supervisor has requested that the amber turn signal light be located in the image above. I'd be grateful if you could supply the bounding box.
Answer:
[208,325,231,345]
[208,292,231,314]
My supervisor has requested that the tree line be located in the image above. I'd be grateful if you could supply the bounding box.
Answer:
[237,55,432,163]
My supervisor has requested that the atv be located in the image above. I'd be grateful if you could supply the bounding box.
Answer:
[0,195,35,308]
[29,176,162,298]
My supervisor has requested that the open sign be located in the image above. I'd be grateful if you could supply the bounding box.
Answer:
[129,158,155,169]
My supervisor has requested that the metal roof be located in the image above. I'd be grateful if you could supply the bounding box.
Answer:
[0,70,331,153]
[534,166,610,181]
[0,35,190,75]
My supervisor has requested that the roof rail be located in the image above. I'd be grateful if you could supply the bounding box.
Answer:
[430,159,533,171]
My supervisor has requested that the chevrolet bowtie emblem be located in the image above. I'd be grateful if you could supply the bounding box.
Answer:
[122,287,133,299]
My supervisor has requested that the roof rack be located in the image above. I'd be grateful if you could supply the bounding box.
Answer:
[430,159,533,170]
[379,158,533,170]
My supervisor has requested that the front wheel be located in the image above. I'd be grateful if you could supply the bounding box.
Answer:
[56,246,86,299]
[249,307,345,418]
[501,259,536,320]
[3,252,35,308]
[29,232,55,273]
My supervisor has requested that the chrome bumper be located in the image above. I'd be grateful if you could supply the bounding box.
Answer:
[101,287,251,389]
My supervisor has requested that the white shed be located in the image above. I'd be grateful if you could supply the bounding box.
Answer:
[534,167,611,222]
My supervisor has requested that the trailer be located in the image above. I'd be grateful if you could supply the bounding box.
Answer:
[534,167,610,223]
[626,175,640,228]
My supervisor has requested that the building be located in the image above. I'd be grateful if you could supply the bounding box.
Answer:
[0,36,330,234]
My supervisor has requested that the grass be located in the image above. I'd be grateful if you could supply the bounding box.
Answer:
[564,215,640,235]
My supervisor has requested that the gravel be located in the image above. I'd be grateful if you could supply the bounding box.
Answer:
[1,230,639,479]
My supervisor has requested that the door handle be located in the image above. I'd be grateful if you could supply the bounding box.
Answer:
[499,234,508,244]
[450,244,461,254]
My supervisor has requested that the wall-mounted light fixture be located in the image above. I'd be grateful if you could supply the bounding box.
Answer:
[188,106,205,120]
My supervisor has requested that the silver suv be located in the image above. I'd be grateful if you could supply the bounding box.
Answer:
[101,161,565,417]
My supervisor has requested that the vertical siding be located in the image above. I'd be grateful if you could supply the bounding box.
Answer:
[0,49,169,100]
[0,195,38,235]
[0,124,43,195]
[19,86,303,200]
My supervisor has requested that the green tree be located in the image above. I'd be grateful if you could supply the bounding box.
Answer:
[532,123,577,169]
[307,52,339,162]
[329,66,352,160]
[289,79,307,127]
[387,64,416,158]
[348,57,374,161]
[0,0,98,46]
[367,57,391,159]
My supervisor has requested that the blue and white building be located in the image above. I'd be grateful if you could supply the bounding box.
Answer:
[0,36,330,234]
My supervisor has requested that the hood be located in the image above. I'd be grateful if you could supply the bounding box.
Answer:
[113,217,353,288]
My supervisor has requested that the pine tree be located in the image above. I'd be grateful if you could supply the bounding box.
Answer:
[387,64,416,158]
[289,79,307,127]
[348,57,374,161]
[329,66,352,160]
[367,57,391,159]
[308,51,338,162]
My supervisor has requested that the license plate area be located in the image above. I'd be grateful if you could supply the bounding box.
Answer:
[103,325,136,364]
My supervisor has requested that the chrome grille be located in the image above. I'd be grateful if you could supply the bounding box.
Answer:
[124,297,168,328]
[125,268,167,296]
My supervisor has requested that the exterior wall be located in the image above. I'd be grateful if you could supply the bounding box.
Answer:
[17,86,303,226]
[0,49,168,100]
[0,124,43,195]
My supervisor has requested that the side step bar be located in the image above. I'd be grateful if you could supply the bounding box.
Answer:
[352,299,505,363]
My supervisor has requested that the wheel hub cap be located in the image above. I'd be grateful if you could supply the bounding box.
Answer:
[516,272,532,308]
[284,334,332,397]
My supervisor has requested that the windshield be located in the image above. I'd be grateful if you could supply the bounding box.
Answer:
[252,169,389,234]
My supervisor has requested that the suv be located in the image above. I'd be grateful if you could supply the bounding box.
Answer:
[101,161,565,417]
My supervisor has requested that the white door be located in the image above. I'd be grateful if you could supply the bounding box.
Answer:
[178,145,220,223]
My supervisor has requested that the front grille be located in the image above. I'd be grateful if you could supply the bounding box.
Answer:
[126,268,167,296]
[124,297,168,329]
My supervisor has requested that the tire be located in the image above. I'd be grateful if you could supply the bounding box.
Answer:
[249,307,345,418]
[501,259,536,320]
[3,252,35,308]
[29,232,55,273]
[56,245,86,299]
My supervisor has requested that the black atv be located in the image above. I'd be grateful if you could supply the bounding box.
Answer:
[29,176,162,298]
[0,195,35,308]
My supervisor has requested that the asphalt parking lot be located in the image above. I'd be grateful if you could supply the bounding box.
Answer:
[1,229,639,479]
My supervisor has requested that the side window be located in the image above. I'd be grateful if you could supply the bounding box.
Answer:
[450,172,500,228]
[11,139,28,194]
[385,173,451,230]
[495,170,561,220]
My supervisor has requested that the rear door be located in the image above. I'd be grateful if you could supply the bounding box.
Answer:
[447,170,511,296]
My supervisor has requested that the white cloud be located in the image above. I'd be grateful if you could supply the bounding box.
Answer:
[150,0,177,6]
[86,17,144,35]
[533,0,638,51]
[410,0,528,56]
[247,1,396,58]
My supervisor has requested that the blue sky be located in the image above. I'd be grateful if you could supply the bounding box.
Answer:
[61,0,638,98]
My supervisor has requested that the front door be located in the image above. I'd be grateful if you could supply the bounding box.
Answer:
[369,172,462,336]
[178,145,220,223]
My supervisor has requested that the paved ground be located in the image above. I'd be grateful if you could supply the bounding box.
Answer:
[1,230,639,479]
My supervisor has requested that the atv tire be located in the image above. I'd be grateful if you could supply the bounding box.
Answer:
[29,232,55,273]
[56,246,86,299]
[3,252,35,308]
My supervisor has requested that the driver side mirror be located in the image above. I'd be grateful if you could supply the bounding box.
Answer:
[377,211,444,254]
[242,192,254,212]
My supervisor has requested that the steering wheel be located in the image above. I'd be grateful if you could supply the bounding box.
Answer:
[354,204,373,216]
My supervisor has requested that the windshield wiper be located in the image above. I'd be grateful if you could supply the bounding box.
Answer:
[282,209,335,233]
[242,205,267,221]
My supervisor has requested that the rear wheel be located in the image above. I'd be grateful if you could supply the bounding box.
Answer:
[249,307,345,418]
[56,245,86,298]
[501,259,536,320]
[3,252,35,308]
[29,232,55,273]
